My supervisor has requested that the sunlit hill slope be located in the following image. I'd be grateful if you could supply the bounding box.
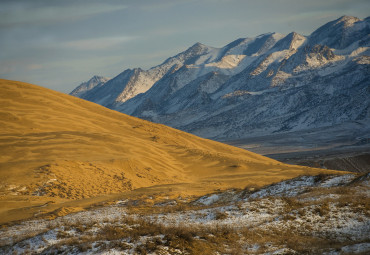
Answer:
[0,79,341,223]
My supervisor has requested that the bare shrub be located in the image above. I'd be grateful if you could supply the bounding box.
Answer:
[215,211,228,220]
[99,225,130,240]
[314,202,330,217]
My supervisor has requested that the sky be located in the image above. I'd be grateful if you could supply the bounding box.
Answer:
[0,0,369,93]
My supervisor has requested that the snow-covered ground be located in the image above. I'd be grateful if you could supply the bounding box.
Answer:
[1,173,369,254]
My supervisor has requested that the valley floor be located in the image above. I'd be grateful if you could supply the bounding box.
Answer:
[224,121,370,173]
[1,173,369,255]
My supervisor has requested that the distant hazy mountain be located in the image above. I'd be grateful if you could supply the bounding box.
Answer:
[71,16,370,140]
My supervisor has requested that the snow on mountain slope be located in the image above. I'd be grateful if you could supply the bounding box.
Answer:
[70,75,109,97]
[71,16,370,140]
[310,16,370,49]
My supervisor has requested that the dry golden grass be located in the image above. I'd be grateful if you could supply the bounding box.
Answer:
[0,79,344,224]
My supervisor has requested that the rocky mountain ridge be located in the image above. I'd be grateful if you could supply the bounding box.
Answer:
[71,16,370,140]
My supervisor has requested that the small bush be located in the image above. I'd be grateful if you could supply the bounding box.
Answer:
[314,174,331,183]
[314,202,330,217]
[144,240,158,252]
[283,197,303,210]
[135,245,147,255]
[215,211,228,220]
[99,225,130,240]
[284,214,297,221]
[78,242,92,252]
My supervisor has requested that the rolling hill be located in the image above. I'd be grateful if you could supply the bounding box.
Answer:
[0,79,341,224]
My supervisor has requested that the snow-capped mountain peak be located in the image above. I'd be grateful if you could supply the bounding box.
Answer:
[335,15,361,27]
[70,75,109,97]
[309,15,369,49]
[71,16,370,140]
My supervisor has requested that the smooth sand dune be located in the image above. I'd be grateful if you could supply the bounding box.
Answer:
[0,79,343,224]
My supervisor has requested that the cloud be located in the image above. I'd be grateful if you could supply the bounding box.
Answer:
[62,36,137,51]
[0,1,127,27]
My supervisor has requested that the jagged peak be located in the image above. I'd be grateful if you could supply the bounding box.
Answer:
[88,75,109,83]
[288,32,306,49]
[288,31,303,38]
[253,32,286,45]
[242,32,285,56]
[283,31,304,40]
[312,15,364,36]
[224,38,248,48]
[114,69,133,78]
[192,42,206,47]
[157,42,212,68]
[308,15,368,49]
[271,32,306,51]
[70,75,109,96]
[132,67,144,73]
[256,32,275,38]
[186,42,211,53]
[255,32,284,40]
[335,15,361,25]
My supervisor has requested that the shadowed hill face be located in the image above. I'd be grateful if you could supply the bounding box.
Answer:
[0,79,342,223]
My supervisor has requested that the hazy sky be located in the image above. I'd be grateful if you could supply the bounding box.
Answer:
[0,0,368,93]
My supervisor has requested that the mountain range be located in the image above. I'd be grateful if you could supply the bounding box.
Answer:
[71,16,370,140]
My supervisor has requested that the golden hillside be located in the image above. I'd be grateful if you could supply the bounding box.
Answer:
[0,79,341,223]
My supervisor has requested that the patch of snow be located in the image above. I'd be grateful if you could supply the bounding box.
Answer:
[271,71,292,87]
[334,41,361,55]
[319,174,356,188]
[1,173,370,254]
[341,243,370,254]
[350,47,369,57]
[291,34,307,50]
[196,194,220,205]
[206,54,246,69]
[265,248,298,254]
[251,51,288,76]
[249,176,316,199]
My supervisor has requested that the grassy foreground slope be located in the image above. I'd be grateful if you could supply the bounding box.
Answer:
[0,79,341,223]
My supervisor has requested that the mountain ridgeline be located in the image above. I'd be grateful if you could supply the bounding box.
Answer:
[71,16,370,140]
